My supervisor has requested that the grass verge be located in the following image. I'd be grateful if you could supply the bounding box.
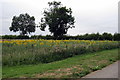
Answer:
[2,48,119,78]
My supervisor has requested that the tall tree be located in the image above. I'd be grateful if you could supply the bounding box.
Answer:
[9,13,36,35]
[40,1,75,39]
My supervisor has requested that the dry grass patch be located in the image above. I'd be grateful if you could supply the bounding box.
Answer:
[34,65,83,78]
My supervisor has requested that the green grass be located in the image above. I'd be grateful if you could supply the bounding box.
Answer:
[0,66,1,79]
[2,48,119,78]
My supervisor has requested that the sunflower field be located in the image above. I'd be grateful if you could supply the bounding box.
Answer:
[1,39,119,66]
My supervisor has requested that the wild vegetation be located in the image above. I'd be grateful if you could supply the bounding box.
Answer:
[2,39,119,66]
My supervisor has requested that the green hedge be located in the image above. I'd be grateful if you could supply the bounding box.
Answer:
[1,32,120,41]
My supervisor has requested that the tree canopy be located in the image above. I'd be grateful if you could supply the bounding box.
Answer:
[9,13,36,35]
[40,1,75,39]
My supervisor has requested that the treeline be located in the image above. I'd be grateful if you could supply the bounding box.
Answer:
[1,32,120,41]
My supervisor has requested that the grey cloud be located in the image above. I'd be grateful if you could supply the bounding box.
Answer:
[1,0,119,35]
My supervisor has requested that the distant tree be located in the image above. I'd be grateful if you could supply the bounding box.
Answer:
[40,1,75,39]
[88,33,95,40]
[9,13,36,35]
[83,33,89,40]
[95,32,101,40]
[90,33,101,40]
[102,32,113,40]
[113,33,120,41]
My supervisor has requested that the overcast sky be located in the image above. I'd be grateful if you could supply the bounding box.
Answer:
[0,0,119,36]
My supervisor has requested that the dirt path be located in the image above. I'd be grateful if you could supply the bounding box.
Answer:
[82,61,119,78]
